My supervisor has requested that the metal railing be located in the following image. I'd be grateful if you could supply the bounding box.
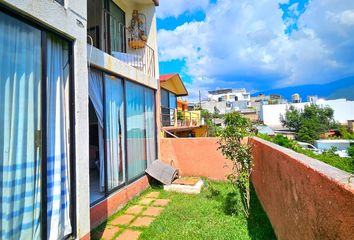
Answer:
[161,107,202,127]
[87,10,155,78]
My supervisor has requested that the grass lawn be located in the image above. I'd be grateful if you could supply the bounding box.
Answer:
[93,180,275,240]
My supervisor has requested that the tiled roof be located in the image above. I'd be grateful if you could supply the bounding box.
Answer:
[159,73,178,82]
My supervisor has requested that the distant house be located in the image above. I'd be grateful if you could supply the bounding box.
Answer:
[159,74,207,137]
[208,88,251,102]
[260,98,354,128]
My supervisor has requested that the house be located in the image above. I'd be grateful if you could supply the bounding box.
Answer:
[0,0,160,239]
[159,73,207,137]
[207,88,251,102]
[202,88,253,116]
[260,98,354,128]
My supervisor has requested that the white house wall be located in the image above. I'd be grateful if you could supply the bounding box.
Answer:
[261,99,354,128]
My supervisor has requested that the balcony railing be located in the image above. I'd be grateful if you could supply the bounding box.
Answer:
[161,107,202,127]
[87,10,155,78]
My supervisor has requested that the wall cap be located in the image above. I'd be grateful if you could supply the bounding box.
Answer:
[251,137,354,190]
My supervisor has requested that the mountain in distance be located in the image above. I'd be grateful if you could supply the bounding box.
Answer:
[252,76,354,101]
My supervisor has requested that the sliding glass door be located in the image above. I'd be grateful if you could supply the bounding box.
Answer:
[104,75,125,191]
[0,12,42,239]
[126,82,147,180]
[46,33,72,240]
[144,88,156,166]
[88,69,157,200]
[0,11,72,239]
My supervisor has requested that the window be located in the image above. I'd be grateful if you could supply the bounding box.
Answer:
[126,82,156,180]
[104,75,125,190]
[107,0,126,53]
[169,93,177,109]
[0,10,73,239]
[160,89,177,127]
[161,89,169,108]
[88,69,156,203]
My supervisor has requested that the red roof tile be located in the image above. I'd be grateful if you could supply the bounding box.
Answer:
[159,73,178,82]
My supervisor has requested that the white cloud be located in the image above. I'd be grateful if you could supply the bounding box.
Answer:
[158,0,354,100]
[156,0,210,19]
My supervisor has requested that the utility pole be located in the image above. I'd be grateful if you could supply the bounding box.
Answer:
[199,90,201,107]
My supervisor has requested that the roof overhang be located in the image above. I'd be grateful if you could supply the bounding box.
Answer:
[160,74,188,96]
[152,0,159,6]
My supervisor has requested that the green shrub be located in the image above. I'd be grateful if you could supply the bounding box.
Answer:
[347,145,354,158]
[282,104,338,143]
[258,134,354,173]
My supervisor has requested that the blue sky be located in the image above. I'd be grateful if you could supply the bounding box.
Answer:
[156,0,354,100]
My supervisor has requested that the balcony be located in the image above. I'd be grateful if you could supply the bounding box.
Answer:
[161,107,202,128]
[87,1,155,79]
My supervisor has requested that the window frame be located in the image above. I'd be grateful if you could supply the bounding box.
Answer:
[160,88,178,127]
[89,68,158,206]
[104,0,126,54]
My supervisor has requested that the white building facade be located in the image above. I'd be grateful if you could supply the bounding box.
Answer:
[207,88,251,102]
[260,99,354,128]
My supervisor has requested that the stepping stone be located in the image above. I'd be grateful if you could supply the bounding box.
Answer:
[93,225,120,240]
[116,229,141,240]
[110,214,135,225]
[153,199,170,207]
[142,206,164,217]
[126,205,144,215]
[145,192,160,199]
[130,216,155,227]
[138,198,155,205]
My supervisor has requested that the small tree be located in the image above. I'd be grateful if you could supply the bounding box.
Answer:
[218,112,255,217]
[282,104,338,143]
[201,109,221,137]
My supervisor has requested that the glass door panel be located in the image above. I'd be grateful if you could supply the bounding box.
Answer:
[144,89,156,165]
[108,0,126,53]
[104,75,125,190]
[126,82,147,180]
[46,33,72,239]
[0,11,42,239]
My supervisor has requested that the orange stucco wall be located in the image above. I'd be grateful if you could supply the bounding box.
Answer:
[160,138,232,180]
[251,137,354,240]
[89,176,149,230]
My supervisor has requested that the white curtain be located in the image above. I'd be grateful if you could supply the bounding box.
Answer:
[88,69,105,192]
[46,34,72,240]
[145,89,156,165]
[126,82,147,180]
[104,75,125,190]
[0,12,42,240]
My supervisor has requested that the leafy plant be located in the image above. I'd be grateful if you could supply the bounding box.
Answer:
[282,104,338,143]
[218,112,255,217]
[347,145,354,158]
[258,134,354,173]
[338,126,354,140]
[201,109,222,137]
